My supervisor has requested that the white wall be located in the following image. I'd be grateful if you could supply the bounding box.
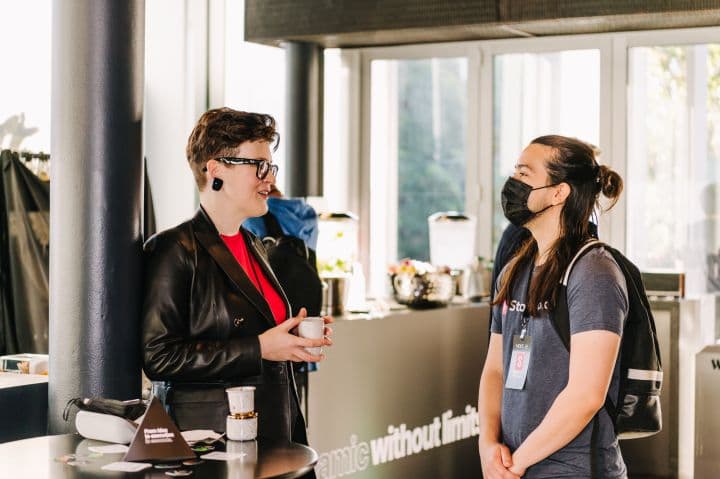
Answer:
[144,0,208,232]
[221,0,287,191]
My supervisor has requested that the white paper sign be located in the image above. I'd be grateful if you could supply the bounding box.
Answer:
[101,461,152,472]
[88,444,129,454]
[181,429,222,444]
[200,451,246,461]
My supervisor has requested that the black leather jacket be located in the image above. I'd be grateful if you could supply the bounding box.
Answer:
[142,207,306,443]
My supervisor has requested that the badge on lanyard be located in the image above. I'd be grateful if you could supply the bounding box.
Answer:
[505,317,532,390]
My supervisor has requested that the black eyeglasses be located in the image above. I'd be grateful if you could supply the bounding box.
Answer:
[203,157,279,180]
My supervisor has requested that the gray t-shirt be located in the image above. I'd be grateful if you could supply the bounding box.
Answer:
[490,247,629,479]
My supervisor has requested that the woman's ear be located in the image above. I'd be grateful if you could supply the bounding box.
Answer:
[205,159,220,179]
[554,182,572,204]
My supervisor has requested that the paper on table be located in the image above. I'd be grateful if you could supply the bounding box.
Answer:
[101,461,152,472]
[200,451,246,461]
[88,444,129,454]
[181,430,223,444]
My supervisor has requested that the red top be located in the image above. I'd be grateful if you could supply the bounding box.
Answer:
[221,232,287,325]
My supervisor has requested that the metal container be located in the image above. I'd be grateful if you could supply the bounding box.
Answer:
[467,257,493,302]
[391,271,454,309]
[322,276,349,316]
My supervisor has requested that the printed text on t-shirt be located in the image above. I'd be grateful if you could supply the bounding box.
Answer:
[506,299,549,313]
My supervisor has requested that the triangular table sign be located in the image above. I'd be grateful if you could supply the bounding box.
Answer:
[123,397,195,462]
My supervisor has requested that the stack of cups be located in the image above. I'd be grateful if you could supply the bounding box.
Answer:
[226,386,257,441]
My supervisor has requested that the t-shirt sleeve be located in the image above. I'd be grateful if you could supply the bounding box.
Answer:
[566,248,628,336]
[490,303,503,334]
[490,267,507,334]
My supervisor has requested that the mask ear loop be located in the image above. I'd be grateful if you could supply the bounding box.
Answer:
[533,181,565,215]
[532,203,556,217]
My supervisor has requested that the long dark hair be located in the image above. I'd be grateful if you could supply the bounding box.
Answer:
[493,135,623,316]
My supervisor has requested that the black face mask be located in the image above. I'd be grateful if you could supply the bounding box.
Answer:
[501,177,558,227]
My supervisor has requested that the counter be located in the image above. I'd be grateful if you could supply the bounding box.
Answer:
[306,303,490,479]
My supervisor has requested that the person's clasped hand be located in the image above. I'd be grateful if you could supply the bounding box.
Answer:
[259,307,334,362]
[479,440,522,479]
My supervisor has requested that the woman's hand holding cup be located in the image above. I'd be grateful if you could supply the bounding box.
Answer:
[259,308,334,362]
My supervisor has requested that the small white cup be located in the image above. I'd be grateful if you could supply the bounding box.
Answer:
[297,316,324,356]
[226,414,257,441]
[226,386,255,415]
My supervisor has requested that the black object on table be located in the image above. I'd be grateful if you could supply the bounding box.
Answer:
[0,433,317,478]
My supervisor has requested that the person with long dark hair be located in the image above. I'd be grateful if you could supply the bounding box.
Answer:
[477,135,627,478]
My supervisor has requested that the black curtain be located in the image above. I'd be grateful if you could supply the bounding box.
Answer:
[0,151,156,355]
[0,150,50,355]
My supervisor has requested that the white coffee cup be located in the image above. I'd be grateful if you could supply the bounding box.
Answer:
[226,386,255,415]
[297,316,324,356]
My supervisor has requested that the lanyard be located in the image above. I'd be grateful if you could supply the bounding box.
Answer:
[520,314,530,339]
[519,263,533,339]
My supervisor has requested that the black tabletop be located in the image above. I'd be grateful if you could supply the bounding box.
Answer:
[0,433,317,479]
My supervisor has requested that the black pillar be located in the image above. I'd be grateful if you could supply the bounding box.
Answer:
[284,41,323,197]
[49,0,145,433]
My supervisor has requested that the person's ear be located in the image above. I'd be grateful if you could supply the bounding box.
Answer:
[554,182,572,204]
[205,159,220,178]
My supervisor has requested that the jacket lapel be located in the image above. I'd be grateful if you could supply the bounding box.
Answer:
[191,208,276,327]
[244,230,292,319]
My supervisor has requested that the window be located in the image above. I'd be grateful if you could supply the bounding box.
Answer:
[368,57,468,295]
[627,44,720,295]
[321,48,348,212]
[492,50,601,251]
[0,1,51,152]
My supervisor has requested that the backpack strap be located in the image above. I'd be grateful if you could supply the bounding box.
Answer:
[554,240,616,477]
[262,211,285,238]
[553,240,603,349]
[561,240,602,286]
[553,240,621,428]
[261,211,313,265]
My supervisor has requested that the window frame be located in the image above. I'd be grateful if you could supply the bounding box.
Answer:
[340,26,720,296]
[358,42,479,295]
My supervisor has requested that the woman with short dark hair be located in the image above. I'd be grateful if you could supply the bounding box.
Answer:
[478,135,626,478]
[142,107,332,453]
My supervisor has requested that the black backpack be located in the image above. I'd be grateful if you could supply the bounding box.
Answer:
[552,240,662,440]
[261,212,323,317]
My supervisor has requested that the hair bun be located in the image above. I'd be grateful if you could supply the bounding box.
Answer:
[598,164,623,208]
